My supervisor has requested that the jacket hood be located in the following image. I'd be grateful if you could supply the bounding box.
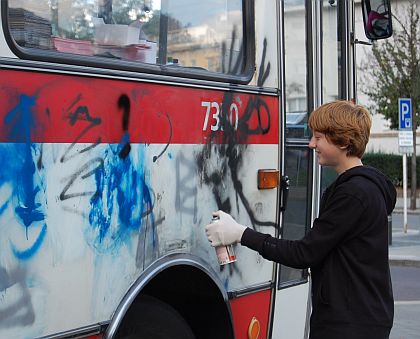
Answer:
[337,165,397,214]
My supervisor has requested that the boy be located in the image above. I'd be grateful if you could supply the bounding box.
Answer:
[205,100,396,339]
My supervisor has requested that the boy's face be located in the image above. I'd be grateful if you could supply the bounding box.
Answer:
[309,131,347,168]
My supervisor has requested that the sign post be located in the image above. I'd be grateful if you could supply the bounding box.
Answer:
[398,98,413,233]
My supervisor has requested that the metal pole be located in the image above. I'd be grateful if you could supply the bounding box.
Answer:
[403,153,408,233]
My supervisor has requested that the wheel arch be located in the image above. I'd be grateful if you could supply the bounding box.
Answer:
[105,253,234,339]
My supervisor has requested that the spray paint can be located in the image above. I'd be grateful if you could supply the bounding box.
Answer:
[211,216,237,265]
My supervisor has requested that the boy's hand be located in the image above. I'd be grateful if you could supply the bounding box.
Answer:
[205,211,247,247]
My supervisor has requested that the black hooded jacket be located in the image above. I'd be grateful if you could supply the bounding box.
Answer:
[241,166,397,339]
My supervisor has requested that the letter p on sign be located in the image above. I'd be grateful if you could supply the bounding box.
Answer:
[399,98,412,130]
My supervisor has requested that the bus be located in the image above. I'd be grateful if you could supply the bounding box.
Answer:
[0,0,392,338]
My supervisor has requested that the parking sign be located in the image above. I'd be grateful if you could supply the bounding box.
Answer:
[399,98,412,130]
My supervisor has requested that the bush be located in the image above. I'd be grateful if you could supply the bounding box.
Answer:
[362,153,402,186]
[362,152,420,187]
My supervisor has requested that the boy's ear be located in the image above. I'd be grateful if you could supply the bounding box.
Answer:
[339,145,348,150]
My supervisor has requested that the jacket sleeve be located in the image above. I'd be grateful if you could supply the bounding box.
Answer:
[241,192,365,269]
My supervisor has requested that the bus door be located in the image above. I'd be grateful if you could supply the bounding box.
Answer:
[270,1,313,338]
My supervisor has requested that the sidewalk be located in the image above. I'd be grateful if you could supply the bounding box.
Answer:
[389,197,420,267]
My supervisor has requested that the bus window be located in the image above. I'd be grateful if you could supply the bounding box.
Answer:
[280,147,311,285]
[7,0,247,77]
[322,0,340,102]
[320,0,341,190]
[284,0,309,140]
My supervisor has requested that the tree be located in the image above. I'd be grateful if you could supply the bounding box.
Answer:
[360,0,420,209]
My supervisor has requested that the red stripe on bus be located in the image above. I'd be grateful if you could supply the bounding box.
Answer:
[0,70,278,144]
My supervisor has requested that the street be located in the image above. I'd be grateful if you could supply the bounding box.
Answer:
[390,266,420,339]
[389,211,420,339]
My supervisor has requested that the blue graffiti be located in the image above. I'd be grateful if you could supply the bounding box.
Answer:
[1,93,155,258]
[11,224,47,260]
[88,132,154,253]
[0,200,9,215]
[1,94,47,260]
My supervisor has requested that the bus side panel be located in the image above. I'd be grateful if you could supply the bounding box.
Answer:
[0,69,279,337]
[230,290,271,339]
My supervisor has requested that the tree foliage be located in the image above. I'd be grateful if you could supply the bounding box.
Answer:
[360,0,420,129]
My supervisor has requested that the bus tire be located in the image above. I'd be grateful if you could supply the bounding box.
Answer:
[115,294,196,339]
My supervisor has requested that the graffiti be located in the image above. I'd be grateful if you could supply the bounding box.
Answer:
[117,94,131,159]
[37,93,157,252]
[58,96,104,209]
[0,266,35,328]
[152,112,172,162]
[257,39,271,87]
[60,158,104,201]
[196,38,276,229]
[85,95,155,253]
[60,95,102,163]
[2,94,47,260]
[135,202,159,269]
[175,152,198,223]
[0,199,9,215]
[222,25,244,75]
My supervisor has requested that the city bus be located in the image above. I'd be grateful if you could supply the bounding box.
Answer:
[0,0,392,338]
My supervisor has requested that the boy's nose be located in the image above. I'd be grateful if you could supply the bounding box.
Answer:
[308,137,316,149]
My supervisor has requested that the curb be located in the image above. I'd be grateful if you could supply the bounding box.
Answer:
[392,209,420,215]
[389,259,420,268]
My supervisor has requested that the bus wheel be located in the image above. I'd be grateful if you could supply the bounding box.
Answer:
[115,294,196,339]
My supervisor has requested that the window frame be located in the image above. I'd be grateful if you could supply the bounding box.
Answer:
[277,0,314,290]
[1,0,255,84]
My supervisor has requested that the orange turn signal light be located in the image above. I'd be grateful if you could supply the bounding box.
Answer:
[248,316,261,339]
[258,169,280,189]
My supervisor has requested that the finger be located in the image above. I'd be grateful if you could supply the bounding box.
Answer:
[205,223,216,233]
[212,210,221,218]
[209,238,218,247]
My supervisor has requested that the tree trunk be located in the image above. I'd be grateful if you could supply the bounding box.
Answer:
[410,113,417,209]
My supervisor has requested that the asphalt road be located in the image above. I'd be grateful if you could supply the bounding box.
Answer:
[390,266,420,339]
[391,266,420,301]
[391,213,420,233]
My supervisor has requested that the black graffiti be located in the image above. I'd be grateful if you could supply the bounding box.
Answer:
[61,205,89,219]
[196,37,276,229]
[37,144,43,171]
[118,142,131,159]
[136,188,162,270]
[58,96,104,204]
[257,39,270,87]
[57,93,157,220]
[175,152,198,222]
[222,25,244,75]
[61,95,102,163]
[118,94,131,159]
[118,94,130,131]
[59,158,104,201]
[153,112,172,162]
